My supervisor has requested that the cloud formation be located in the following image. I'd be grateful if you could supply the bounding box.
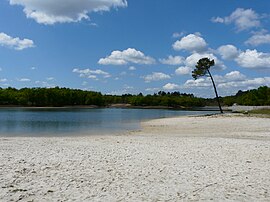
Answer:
[212,8,261,31]
[172,33,207,52]
[175,66,192,75]
[73,68,111,80]
[0,78,8,82]
[183,71,270,95]
[18,78,31,82]
[172,32,185,38]
[217,45,239,60]
[185,52,226,71]
[0,32,34,50]
[184,78,212,88]
[216,44,270,69]
[245,31,270,46]
[46,77,55,81]
[35,80,56,88]
[128,66,136,71]
[142,72,171,83]
[218,77,270,89]
[98,48,155,65]
[9,0,127,25]
[163,83,181,90]
[235,49,270,69]
[224,71,246,81]
[159,55,184,65]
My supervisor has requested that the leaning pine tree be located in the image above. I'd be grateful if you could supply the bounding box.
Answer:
[192,58,223,113]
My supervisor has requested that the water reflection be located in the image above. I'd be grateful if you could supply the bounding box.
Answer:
[0,108,215,136]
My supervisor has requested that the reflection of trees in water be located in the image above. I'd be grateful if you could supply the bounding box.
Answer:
[0,108,214,136]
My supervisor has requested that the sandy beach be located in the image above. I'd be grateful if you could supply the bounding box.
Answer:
[0,114,270,201]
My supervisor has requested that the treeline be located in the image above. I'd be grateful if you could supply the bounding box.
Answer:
[108,92,205,108]
[222,86,270,106]
[0,87,105,107]
[0,87,205,108]
[0,86,269,108]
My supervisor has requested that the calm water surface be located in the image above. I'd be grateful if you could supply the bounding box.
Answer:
[0,108,216,136]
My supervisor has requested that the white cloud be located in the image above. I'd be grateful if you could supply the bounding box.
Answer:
[159,55,184,65]
[89,75,98,79]
[128,66,136,71]
[183,70,269,96]
[109,84,134,95]
[217,45,239,60]
[235,49,270,69]
[245,32,270,46]
[0,78,8,82]
[98,48,155,65]
[172,32,185,38]
[185,52,226,70]
[73,68,111,80]
[0,32,34,50]
[184,78,212,88]
[35,80,56,88]
[0,68,2,71]
[218,77,270,89]
[217,44,270,69]
[163,83,181,91]
[123,84,133,90]
[9,0,127,25]
[211,17,224,23]
[211,8,261,31]
[18,78,31,82]
[224,71,246,81]
[46,77,54,81]
[30,66,36,70]
[172,33,207,52]
[142,72,171,83]
[145,87,160,92]
[175,66,192,75]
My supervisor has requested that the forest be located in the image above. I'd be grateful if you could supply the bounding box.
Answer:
[0,86,269,108]
[222,86,270,106]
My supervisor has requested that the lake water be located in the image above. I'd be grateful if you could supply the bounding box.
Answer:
[0,108,216,136]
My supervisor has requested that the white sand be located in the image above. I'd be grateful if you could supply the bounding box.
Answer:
[0,114,270,201]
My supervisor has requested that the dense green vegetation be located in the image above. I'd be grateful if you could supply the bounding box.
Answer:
[0,87,105,107]
[222,86,270,106]
[0,86,269,108]
[118,92,205,108]
[0,87,204,108]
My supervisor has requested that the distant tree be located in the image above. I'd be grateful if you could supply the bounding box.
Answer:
[192,58,223,113]
[171,91,180,96]
[158,91,166,96]
[236,90,244,97]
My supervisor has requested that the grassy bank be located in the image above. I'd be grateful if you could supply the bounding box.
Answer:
[248,109,270,118]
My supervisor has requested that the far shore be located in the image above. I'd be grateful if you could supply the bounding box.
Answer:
[0,114,269,201]
[0,104,229,111]
[1,104,270,112]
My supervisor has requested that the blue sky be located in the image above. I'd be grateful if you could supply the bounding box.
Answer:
[0,0,270,97]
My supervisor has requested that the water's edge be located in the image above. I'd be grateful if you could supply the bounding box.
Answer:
[0,108,217,137]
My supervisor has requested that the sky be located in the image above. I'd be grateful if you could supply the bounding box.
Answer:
[0,0,270,98]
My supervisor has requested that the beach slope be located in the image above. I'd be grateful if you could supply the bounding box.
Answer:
[0,114,270,201]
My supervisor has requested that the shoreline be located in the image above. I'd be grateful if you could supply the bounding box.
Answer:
[0,105,229,111]
[0,114,270,201]
[139,113,270,140]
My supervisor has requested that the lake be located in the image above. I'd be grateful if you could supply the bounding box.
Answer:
[0,108,216,136]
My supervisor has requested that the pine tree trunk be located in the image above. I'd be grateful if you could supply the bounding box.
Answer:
[207,70,223,113]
